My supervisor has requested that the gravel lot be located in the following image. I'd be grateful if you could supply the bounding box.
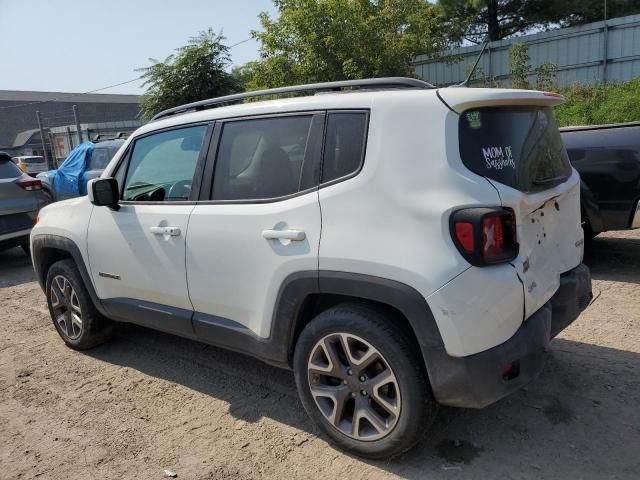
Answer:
[1,231,639,480]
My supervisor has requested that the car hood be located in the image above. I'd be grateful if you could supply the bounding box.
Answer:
[38,193,89,214]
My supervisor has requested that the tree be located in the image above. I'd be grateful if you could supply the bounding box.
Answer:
[231,62,260,90]
[439,0,640,44]
[561,0,640,27]
[248,0,447,89]
[507,42,558,90]
[138,29,240,119]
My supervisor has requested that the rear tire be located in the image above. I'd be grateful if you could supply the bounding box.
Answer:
[293,302,438,459]
[45,259,114,350]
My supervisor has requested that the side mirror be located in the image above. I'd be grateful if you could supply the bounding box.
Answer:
[88,178,120,210]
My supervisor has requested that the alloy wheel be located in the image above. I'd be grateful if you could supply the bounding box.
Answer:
[307,333,401,441]
[50,275,83,340]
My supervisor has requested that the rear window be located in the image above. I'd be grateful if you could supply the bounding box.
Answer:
[0,160,21,179]
[89,147,118,170]
[459,107,571,192]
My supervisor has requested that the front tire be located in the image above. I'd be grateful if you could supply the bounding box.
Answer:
[45,259,114,350]
[293,302,437,459]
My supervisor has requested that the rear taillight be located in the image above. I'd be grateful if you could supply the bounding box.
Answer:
[454,222,474,253]
[482,215,504,259]
[450,208,518,266]
[18,179,42,191]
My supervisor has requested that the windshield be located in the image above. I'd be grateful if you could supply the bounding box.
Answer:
[459,106,572,192]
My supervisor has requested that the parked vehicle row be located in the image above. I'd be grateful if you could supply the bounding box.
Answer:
[30,78,592,458]
[0,152,47,255]
[38,139,124,202]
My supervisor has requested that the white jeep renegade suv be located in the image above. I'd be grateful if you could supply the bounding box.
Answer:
[31,78,592,458]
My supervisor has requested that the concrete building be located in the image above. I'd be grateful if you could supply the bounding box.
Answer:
[0,90,141,160]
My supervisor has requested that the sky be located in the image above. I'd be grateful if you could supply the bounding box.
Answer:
[0,0,277,95]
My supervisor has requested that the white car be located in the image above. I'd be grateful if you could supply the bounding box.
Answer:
[30,78,592,458]
[13,156,48,176]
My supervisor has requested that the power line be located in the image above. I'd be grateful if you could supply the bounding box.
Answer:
[0,77,143,110]
[229,37,253,48]
[0,36,255,111]
[84,77,142,93]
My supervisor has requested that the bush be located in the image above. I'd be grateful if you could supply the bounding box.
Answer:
[535,62,557,91]
[554,78,640,127]
[508,43,530,89]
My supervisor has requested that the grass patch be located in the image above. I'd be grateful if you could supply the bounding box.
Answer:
[554,78,640,127]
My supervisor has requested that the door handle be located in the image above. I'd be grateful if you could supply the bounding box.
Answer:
[150,226,181,236]
[262,229,306,241]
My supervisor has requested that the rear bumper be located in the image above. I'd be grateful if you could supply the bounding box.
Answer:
[429,263,592,408]
[549,263,592,337]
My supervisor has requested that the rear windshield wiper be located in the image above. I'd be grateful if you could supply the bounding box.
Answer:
[533,175,568,186]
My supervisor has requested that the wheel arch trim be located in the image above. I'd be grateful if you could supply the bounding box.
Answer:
[272,270,447,380]
[580,180,604,233]
[31,234,107,316]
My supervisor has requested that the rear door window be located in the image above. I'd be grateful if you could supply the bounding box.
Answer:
[459,107,571,192]
[212,115,315,201]
[0,160,21,179]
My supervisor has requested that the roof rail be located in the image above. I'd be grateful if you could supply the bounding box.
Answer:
[151,77,434,121]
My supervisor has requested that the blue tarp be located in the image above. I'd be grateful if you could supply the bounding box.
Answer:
[53,142,94,196]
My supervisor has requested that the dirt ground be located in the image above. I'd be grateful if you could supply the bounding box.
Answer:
[1,231,639,480]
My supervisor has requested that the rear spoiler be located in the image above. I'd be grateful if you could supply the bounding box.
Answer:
[437,88,564,114]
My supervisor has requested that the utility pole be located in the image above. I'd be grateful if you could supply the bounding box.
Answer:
[603,0,609,82]
[66,126,74,151]
[72,104,83,144]
[35,111,50,168]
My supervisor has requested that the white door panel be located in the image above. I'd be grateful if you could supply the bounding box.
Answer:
[88,204,195,309]
[186,193,320,338]
[87,123,208,312]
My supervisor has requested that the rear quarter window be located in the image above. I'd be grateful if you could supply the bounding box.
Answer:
[459,106,572,192]
[321,112,368,184]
